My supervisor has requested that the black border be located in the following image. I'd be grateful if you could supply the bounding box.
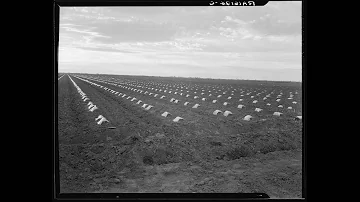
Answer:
[53,2,60,201]
[301,0,306,200]
[53,0,306,200]
[55,0,269,6]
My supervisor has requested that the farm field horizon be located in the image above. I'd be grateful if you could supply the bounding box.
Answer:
[57,72,303,197]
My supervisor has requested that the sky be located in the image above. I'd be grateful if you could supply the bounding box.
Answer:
[58,2,302,81]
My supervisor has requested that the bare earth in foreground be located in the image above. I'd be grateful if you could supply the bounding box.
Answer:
[58,75,302,198]
[94,149,301,198]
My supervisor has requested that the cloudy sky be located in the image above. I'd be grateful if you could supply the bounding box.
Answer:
[58,2,302,81]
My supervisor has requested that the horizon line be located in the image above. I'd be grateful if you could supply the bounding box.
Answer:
[59,72,302,83]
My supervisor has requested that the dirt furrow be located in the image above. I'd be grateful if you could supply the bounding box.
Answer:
[58,75,107,145]
[58,75,119,193]
[71,75,184,139]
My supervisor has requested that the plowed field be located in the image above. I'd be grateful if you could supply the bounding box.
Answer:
[57,74,303,198]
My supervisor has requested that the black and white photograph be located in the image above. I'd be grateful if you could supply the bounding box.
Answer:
[55,0,305,199]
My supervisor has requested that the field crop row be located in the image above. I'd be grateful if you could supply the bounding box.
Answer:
[74,74,302,124]
[68,75,110,125]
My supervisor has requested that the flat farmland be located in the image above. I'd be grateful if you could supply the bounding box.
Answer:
[58,73,303,197]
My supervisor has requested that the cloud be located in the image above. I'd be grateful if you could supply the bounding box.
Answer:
[85,20,178,43]
[60,24,109,38]
[251,15,301,36]
[75,47,137,53]
[58,5,302,81]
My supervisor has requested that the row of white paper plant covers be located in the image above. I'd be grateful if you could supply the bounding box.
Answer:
[75,75,302,121]
[81,75,299,120]
[79,75,298,110]
[88,75,299,96]
[68,75,109,125]
[74,75,185,123]
[85,76,298,101]
[98,76,299,98]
